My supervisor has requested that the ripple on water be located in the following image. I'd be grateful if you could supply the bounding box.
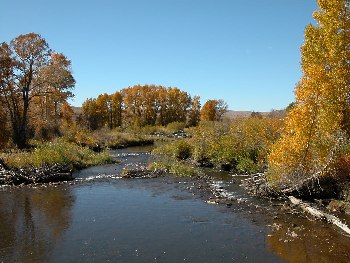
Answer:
[0,147,349,262]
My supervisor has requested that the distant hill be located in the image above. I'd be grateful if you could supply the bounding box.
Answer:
[224,111,253,119]
[224,109,286,119]
[71,106,82,121]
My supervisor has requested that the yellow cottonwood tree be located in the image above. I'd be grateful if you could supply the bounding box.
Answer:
[200,99,228,121]
[268,0,350,189]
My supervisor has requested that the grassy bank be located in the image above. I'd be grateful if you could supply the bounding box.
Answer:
[63,126,154,150]
[148,158,201,177]
[1,139,114,170]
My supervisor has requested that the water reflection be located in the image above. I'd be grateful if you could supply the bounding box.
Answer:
[267,216,350,263]
[206,172,350,263]
[0,186,74,262]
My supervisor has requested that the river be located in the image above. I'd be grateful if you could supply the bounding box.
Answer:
[0,146,349,262]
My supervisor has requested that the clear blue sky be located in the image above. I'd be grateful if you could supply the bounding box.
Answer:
[0,0,318,111]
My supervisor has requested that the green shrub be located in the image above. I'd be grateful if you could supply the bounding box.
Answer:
[141,125,162,134]
[152,117,284,174]
[173,140,192,160]
[152,139,192,160]
[236,157,263,174]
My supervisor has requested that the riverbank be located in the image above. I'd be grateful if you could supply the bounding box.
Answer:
[147,154,350,239]
[150,122,350,220]
[0,140,115,186]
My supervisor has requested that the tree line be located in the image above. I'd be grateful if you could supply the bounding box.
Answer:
[0,33,228,148]
[81,85,228,130]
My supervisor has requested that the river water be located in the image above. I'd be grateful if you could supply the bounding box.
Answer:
[0,146,349,262]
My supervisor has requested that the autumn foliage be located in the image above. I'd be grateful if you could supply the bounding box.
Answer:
[200,99,228,121]
[154,117,284,173]
[268,0,350,189]
[81,85,206,130]
[0,33,75,148]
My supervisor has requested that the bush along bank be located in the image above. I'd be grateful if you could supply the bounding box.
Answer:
[0,140,115,185]
[150,118,285,198]
[152,118,284,174]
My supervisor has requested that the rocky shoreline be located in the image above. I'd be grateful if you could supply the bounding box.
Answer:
[121,164,350,233]
[242,172,350,214]
[120,164,350,217]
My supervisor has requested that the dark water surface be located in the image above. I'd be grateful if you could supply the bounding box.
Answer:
[0,146,349,263]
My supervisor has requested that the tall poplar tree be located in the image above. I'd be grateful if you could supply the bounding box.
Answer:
[268,0,350,189]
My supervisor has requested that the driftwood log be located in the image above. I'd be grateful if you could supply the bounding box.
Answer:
[289,196,350,235]
[0,160,73,185]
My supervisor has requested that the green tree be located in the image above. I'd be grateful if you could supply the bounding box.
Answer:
[285,102,296,113]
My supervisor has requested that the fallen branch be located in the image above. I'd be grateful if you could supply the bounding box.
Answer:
[0,161,73,185]
[289,196,350,235]
[281,172,339,199]
[282,172,321,194]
